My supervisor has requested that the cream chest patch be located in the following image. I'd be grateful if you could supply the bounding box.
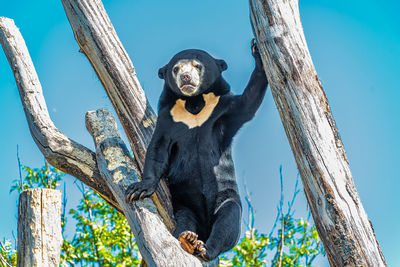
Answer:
[170,92,220,129]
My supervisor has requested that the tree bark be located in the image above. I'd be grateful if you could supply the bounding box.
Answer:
[85,108,202,267]
[249,1,386,266]
[0,17,121,213]
[17,189,62,267]
[61,0,174,231]
[0,12,217,267]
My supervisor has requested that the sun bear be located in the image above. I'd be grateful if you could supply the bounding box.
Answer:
[125,40,268,261]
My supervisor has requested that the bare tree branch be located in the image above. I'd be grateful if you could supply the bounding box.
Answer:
[85,108,202,267]
[0,17,120,212]
[249,0,386,266]
[0,16,217,266]
[61,0,174,231]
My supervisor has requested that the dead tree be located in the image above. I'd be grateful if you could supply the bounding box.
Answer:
[0,0,215,265]
[249,0,386,266]
[1,0,386,265]
[17,189,62,267]
[60,0,175,231]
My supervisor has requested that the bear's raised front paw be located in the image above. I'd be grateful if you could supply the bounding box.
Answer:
[251,38,264,70]
[251,38,258,55]
[125,180,157,203]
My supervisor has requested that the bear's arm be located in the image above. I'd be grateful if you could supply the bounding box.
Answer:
[224,41,268,128]
[125,120,171,201]
[224,64,268,130]
[142,123,170,183]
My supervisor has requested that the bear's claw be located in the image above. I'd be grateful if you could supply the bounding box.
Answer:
[251,38,257,54]
[193,240,208,261]
[250,38,265,70]
[178,231,209,261]
[125,180,157,203]
[178,231,198,254]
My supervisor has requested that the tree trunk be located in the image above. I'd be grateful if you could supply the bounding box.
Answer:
[0,9,217,266]
[61,0,174,231]
[85,108,203,267]
[17,189,62,267]
[249,0,386,266]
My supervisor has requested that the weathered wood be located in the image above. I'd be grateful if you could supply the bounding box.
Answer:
[0,17,121,213]
[17,189,62,267]
[61,0,174,231]
[85,108,202,267]
[249,1,386,266]
[0,11,216,266]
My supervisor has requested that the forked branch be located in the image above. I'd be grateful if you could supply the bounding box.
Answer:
[0,17,120,212]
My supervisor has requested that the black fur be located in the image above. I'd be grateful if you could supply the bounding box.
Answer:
[126,43,268,260]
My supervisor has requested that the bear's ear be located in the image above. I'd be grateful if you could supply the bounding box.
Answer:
[216,59,228,72]
[158,65,167,79]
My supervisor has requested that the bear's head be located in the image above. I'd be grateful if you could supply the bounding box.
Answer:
[158,49,228,97]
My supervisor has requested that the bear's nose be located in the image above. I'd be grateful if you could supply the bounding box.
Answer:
[180,73,191,83]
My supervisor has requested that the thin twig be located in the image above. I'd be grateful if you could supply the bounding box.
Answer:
[277,166,285,267]
[269,165,284,236]
[242,174,255,231]
[61,181,68,233]
[16,145,22,186]
[78,182,103,266]
[11,232,16,251]
[307,240,321,265]
[287,173,300,216]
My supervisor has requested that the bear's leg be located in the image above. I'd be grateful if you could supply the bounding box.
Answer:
[201,200,241,261]
[173,205,200,255]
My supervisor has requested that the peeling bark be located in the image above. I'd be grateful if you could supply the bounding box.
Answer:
[17,189,62,267]
[249,0,386,266]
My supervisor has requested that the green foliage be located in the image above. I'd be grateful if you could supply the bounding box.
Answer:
[0,239,17,267]
[62,184,141,266]
[269,216,324,266]
[3,161,325,266]
[5,160,141,267]
[10,161,64,193]
[224,229,270,266]
[220,216,324,267]
[1,160,65,266]
[220,168,325,266]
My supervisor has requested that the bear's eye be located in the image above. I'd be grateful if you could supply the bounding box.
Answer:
[194,64,202,71]
[173,66,179,74]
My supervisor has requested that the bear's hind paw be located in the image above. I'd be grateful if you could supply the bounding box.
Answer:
[178,231,198,254]
[193,240,208,261]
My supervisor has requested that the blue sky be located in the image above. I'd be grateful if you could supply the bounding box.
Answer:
[1,0,399,265]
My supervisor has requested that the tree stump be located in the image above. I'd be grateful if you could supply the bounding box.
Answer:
[17,188,62,267]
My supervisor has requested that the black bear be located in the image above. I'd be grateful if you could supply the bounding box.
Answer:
[125,40,268,261]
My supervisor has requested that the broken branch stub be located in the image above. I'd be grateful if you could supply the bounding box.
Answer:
[85,108,202,267]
